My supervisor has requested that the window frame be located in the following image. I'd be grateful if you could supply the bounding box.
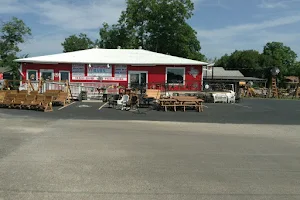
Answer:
[165,67,186,85]
[26,69,38,81]
[40,69,54,81]
[59,70,70,82]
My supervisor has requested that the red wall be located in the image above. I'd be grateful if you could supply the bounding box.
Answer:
[21,63,203,91]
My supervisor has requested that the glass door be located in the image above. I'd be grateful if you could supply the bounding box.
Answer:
[128,71,148,91]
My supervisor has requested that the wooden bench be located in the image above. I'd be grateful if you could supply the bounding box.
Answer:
[37,95,53,112]
[0,91,7,107]
[21,94,37,110]
[52,92,69,106]
[2,93,17,108]
[29,94,45,110]
[11,93,27,109]
[44,90,61,100]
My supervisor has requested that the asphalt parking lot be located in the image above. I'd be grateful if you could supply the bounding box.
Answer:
[1,99,300,199]
[0,98,299,125]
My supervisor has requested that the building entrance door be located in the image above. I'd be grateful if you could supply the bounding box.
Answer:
[128,71,148,91]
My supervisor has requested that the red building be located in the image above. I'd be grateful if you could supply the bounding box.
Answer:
[15,48,208,95]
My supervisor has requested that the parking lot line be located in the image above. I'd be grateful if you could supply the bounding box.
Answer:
[58,102,76,110]
[98,102,108,110]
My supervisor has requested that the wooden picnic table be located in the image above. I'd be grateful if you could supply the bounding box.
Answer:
[158,98,177,112]
[173,97,204,112]
[159,97,204,112]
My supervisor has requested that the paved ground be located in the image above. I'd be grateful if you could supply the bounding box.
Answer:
[0,117,300,200]
[0,99,300,199]
[0,98,299,125]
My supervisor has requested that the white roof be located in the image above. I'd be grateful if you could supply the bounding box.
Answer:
[204,67,244,78]
[15,48,208,66]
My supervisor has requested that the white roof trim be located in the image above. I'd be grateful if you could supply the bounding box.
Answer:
[15,48,208,66]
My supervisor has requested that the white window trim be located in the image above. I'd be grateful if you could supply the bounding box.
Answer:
[128,71,148,88]
[26,69,38,81]
[40,69,54,80]
[59,70,70,81]
[165,67,186,85]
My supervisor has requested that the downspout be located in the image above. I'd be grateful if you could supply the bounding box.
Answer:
[201,65,205,91]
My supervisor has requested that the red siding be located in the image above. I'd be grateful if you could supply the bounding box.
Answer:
[21,63,203,91]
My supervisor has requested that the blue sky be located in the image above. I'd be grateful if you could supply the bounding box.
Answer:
[1,0,300,60]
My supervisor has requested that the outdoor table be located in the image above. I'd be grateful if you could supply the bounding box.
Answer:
[158,98,177,112]
[173,97,204,112]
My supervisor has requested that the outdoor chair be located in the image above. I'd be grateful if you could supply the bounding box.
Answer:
[19,90,28,94]
[37,95,53,112]
[108,94,120,108]
[45,90,61,100]
[29,94,45,110]
[30,91,39,96]
[11,93,27,109]
[21,94,37,109]
[226,90,236,103]
[0,91,7,106]
[116,94,130,110]
[53,92,69,106]
[2,94,17,108]
[130,95,139,110]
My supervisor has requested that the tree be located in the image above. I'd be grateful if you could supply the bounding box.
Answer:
[98,0,205,60]
[0,17,31,80]
[262,42,297,76]
[215,54,230,68]
[61,33,94,53]
[215,50,265,77]
[96,23,136,49]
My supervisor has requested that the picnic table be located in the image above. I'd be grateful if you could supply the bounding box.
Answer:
[158,96,204,112]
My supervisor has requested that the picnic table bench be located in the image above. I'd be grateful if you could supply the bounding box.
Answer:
[159,96,204,112]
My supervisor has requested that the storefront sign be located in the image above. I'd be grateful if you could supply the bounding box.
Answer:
[114,65,127,80]
[72,76,99,81]
[88,65,112,77]
[72,64,85,77]
[102,77,127,81]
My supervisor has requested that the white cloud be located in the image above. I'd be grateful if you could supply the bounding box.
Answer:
[258,0,300,9]
[197,15,300,58]
[0,0,126,56]
[258,0,287,8]
[34,0,126,30]
[198,14,300,39]
[0,0,31,14]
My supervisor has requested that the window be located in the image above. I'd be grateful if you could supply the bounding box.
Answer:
[59,71,70,81]
[166,67,185,84]
[40,70,54,81]
[26,70,37,81]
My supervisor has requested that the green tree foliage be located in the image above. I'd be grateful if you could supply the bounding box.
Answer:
[0,17,31,80]
[262,42,297,76]
[215,42,299,80]
[216,50,264,77]
[98,0,205,61]
[61,33,94,53]
[96,23,136,49]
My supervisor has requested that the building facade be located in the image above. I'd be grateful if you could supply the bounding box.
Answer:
[16,48,208,94]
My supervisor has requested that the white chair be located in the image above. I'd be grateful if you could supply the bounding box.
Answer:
[117,94,130,110]
[226,90,236,103]
[212,93,228,103]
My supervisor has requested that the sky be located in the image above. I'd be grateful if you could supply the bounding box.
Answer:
[1,0,300,60]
